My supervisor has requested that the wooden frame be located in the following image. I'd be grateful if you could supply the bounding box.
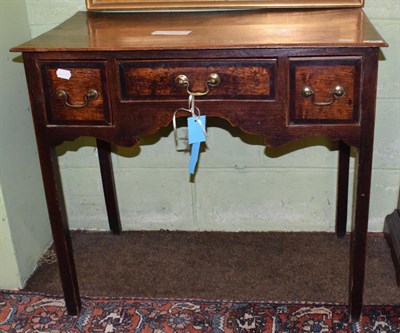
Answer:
[86,0,364,11]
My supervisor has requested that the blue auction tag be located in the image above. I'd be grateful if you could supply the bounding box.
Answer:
[188,142,201,174]
[188,116,206,144]
[187,115,206,174]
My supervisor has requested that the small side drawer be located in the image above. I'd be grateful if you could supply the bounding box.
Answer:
[118,59,276,101]
[289,57,362,124]
[41,62,111,125]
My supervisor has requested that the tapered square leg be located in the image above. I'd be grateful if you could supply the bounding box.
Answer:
[97,139,122,234]
[348,48,379,322]
[336,141,350,239]
[349,147,374,322]
[36,144,81,315]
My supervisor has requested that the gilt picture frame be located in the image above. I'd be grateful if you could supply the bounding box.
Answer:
[86,0,364,11]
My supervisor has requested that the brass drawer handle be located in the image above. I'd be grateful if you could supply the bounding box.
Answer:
[55,89,99,108]
[175,73,221,97]
[301,85,345,106]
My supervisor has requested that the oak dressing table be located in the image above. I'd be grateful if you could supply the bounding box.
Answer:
[11,6,387,322]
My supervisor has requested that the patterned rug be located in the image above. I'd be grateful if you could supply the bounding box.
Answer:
[0,291,399,332]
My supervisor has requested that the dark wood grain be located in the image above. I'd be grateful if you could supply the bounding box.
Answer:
[12,9,387,322]
[119,60,275,100]
[22,53,81,315]
[11,9,386,53]
[348,48,379,322]
[289,57,361,124]
[41,62,111,125]
[18,47,379,149]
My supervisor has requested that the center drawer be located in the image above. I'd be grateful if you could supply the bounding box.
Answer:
[118,59,276,101]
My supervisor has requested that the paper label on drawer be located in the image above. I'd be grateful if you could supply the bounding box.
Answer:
[151,30,192,36]
[56,69,71,80]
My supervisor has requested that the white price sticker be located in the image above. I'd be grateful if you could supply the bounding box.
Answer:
[56,68,72,80]
[151,31,192,36]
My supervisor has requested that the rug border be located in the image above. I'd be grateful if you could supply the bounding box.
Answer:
[1,289,398,307]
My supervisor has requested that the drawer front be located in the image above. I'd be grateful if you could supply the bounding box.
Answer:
[41,62,111,125]
[118,59,276,101]
[289,57,362,124]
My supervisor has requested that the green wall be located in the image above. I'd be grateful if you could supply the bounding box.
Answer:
[0,183,20,288]
[0,0,51,289]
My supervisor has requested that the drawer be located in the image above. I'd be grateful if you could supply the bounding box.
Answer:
[118,59,276,101]
[289,57,362,124]
[41,62,111,125]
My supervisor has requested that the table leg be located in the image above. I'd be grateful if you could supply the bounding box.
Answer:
[36,143,81,315]
[349,145,374,322]
[336,141,350,239]
[97,139,122,234]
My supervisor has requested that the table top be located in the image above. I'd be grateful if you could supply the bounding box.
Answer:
[11,8,387,52]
